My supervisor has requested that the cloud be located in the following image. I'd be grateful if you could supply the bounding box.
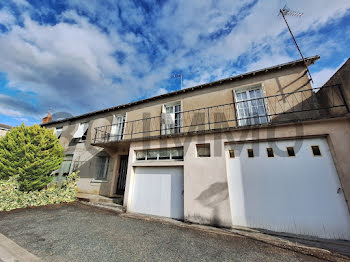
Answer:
[154,88,168,96]
[0,0,349,125]
[312,59,347,88]
[0,94,40,117]
[0,8,15,28]
[0,107,23,117]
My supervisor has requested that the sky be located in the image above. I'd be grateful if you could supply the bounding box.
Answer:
[0,0,349,126]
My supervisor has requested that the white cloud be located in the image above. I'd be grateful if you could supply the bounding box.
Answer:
[11,0,30,7]
[312,59,347,88]
[0,107,23,117]
[154,88,168,96]
[0,9,15,27]
[0,0,349,123]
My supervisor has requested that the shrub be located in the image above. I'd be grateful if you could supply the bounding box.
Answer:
[0,172,79,211]
[0,124,64,191]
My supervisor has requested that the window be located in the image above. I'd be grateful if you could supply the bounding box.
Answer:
[135,151,146,160]
[110,115,125,141]
[311,146,321,156]
[73,122,89,142]
[247,148,254,158]
[159,149,171,160]
[266,148,274,157]
[170,148,184,159]
[234,87,268,126]
[287,147,296,157]
[135,147,183,161]
[161,102,182,135]
[229,149,235,158]
[196,144,210,157]
[146,150,158,160]
[54,127,63,138]
[95,156,110,180]
[58,155,73,178]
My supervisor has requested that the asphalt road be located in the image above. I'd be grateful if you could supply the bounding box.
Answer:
[0,202,328,262]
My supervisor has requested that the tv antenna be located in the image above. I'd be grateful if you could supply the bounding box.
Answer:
[280,5,313,83]
[171,74,183,90]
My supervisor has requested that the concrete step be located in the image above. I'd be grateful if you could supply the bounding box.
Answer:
[80,201,126,213]
[77,193,123,205]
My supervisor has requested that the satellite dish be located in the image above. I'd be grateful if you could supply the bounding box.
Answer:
[51,112,73,121]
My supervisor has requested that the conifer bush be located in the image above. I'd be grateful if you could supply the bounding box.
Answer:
[0,124,64,191]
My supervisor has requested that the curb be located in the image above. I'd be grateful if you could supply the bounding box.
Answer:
[0,233,43,262]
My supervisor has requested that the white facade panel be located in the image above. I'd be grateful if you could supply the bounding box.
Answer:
[226,137,350,240]
[129,166,184,220]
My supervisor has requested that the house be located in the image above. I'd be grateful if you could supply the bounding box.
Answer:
[42,55,350,240]
[0,123,12,138]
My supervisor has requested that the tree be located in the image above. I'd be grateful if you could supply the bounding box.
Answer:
[0,124,64,191]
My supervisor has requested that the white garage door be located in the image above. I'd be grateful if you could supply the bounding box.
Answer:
[226,137,350,240]
[129,166,184,220]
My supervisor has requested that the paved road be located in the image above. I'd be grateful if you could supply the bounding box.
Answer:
[0,202,328,262]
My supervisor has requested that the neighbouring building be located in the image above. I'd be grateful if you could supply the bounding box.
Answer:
[0,123,12,138]
[42,56,350,240]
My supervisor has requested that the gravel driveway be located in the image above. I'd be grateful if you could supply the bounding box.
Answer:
[0,202,329,262]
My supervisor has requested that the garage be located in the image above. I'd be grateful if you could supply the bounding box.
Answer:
[128,166,184,220]
[226,137,350,240]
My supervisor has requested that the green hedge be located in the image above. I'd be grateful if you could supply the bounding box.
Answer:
[0,172,79,211]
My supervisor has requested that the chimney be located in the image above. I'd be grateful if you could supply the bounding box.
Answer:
[42,113,52,124]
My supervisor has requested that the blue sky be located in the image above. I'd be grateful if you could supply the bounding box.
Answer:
[0,0,349,126]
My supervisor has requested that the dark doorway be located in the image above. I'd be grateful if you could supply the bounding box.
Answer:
[116,155,128,195]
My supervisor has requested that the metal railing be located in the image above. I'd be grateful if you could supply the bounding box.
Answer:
[93,85,349,144]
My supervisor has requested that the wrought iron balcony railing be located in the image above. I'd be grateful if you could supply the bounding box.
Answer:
[93,85,349,145]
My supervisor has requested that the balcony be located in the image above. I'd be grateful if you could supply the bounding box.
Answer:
[92,85,349,145]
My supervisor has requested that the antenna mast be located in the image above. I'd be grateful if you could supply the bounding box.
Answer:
[280,5,313,83]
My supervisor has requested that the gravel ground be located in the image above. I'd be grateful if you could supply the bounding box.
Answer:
[0,202,328,262]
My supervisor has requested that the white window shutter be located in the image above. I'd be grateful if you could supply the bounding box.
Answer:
[161,105,166,134]
[73,123,89,138]
[110,115,125,141]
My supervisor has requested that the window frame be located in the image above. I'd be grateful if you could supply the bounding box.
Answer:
[161,101,182,135]
[286,146,296,157]
[54,127,63,139]
[135,147,184,161]
[247,148,254,158]
[266,147,274,158]
[233,84,269,127]
[196,143,211,157]
[229,149,235,158]
[94,155,110,181]
[57,154,73,179]
[311,145,322,157]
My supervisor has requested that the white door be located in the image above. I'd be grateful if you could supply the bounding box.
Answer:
[234,88,268,126]
[129,167,184,219]
[226,137,350,240]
